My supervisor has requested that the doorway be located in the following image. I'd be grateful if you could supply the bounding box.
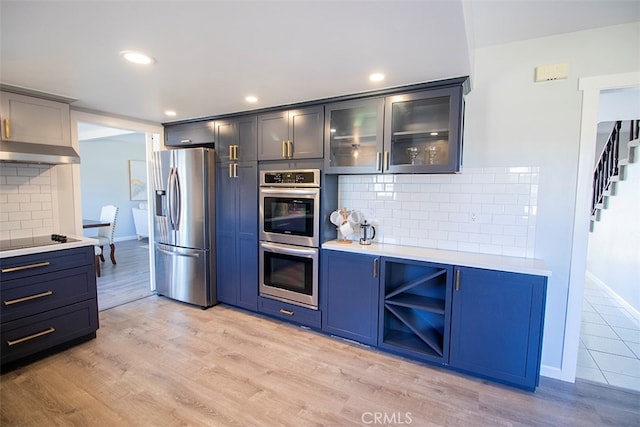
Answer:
[567,73,640,391]
[71,111,162,311]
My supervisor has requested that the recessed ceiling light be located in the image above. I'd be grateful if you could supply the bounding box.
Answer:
[245,96,258,103]
[369,73,385,82]
[165,110,177,117]
[120,50,155,65]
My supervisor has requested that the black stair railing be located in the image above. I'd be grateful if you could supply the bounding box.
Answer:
[591,121,621,215]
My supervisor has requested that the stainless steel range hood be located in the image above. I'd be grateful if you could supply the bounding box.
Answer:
[0,140,80,164]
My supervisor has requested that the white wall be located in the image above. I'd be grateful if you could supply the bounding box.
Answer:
[79,136,146,241]
[464,22,640,377]
[587,162,640,313]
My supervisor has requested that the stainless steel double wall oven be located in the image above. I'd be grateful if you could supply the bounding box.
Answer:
[259,169,321,309]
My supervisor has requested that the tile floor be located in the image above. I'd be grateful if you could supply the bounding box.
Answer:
[576,276,640,392]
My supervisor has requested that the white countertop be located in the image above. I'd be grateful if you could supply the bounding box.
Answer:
[322,240,551,277]
[0,236,98,259]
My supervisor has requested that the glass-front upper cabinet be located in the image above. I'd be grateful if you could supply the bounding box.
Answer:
[324,98,384,174]
[384,87,464,173]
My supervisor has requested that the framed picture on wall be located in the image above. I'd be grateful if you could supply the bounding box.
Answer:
[129,160,147,201]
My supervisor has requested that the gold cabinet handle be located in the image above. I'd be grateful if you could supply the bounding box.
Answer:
[455,269,461,291]
[384,151,390,170]
[4,290,53,306]
[234,145,239,160]
[7,327,56,346]
[228,163,234,178]
[2,261,50,273]
[373,258,378,278]
[376,152,382,171]
[233,163,238,178]
[279,308,294,316]
[282,141,287,158]
[287,140,293,158]
[228,145,234,160]
[3,118,10,139]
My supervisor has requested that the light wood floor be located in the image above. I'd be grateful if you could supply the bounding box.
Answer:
[1,295,639,426]
[96,238,153,311]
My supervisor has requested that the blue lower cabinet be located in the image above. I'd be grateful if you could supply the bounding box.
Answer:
[449,266,547,391]
[216,161,258,312]
[258,297,321,329]
[321,251,379,346]
[378,258,453,365]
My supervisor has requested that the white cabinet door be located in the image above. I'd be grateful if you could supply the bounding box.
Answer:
[1,92,71,146]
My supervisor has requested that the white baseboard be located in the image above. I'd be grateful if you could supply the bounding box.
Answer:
[585,270,640,323]
[114,235,141,243]
[540,365,567,382]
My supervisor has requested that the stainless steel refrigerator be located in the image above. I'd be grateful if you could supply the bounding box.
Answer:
[152,147,216,308]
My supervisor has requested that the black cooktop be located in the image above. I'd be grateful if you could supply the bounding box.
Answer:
[0,234,80,252]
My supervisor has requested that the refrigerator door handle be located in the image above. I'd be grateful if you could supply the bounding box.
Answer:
[167,167,175,229]
[173,168,182,230]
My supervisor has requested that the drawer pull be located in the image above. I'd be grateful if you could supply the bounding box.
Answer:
[7,327,56,346]
[279,308,294,316]
[1,261,50,273]
[4,290,53,306]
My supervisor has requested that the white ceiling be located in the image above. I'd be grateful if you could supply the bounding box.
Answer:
[1,1,638,124]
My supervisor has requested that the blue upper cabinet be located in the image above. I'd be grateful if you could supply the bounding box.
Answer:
[321,250,380,346]
[215,116,258,163]
[324,78,467,174]
[449,266,547,391]
[324,98,385,174]
[384,86,464,174]
[165,120,216,147]
[258,106,324,161]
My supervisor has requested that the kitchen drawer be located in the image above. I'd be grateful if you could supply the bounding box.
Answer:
[258,296,321,329]
[1,299,99,366]
[0,246,94,282]
[1,265,97,323]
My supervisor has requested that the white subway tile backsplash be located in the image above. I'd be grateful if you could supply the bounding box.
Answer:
[6,176,30,185]
[338,166,539,258]
[0,162,56,238]
[17,167,39,177]
[9,211,31,221]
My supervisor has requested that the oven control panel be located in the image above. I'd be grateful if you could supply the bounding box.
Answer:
[261,169,320,187]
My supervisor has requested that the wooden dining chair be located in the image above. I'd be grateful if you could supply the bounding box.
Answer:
[96,204,118,266]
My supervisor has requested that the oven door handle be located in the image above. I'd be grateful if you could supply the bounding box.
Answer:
[259,188,318,196]
[260,241,318,257]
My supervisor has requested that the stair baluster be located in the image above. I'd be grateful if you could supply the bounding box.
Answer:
[591,121,621,216]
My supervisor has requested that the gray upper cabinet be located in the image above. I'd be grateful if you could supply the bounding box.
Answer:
[165,120,216,147]
[384,86,464,174]
[0,91,71,147]
[258,105,323,160]
[324,98,384,174]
